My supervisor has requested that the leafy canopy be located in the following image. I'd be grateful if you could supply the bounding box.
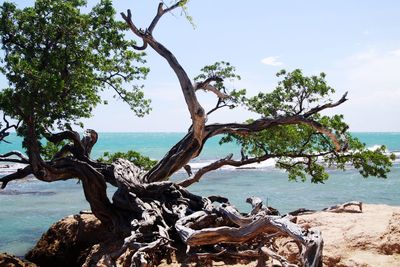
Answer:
[221,69,395,183]
[0,0,150,140]
[98,150,157,171]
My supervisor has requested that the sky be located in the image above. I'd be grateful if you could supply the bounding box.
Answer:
[1,0,400,132]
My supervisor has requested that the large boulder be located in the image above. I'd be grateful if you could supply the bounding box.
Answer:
[25,213,110,267]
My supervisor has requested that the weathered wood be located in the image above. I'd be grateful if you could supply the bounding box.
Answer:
[322,201,362,213]
[175,201,323,267]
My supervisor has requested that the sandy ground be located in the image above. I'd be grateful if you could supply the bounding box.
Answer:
[297,204,400,267]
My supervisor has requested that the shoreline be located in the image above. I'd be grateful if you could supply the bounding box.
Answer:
[298,203,400,267]
[1,203,400,266]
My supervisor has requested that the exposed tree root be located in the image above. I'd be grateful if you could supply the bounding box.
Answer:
[71,173,323,267]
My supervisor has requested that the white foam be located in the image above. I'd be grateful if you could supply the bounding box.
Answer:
[392,151,400,163]
[184,148,400,173]
[0,163,27,175]
[367,145,384,151]
[186,158,277,171]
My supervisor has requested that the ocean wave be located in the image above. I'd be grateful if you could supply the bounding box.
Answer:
[188,159,277,171]
[367,145,384,151]
[1,149,399,176]
[187,149,400,171]
[0,163,27,175]
[392,151,400,164]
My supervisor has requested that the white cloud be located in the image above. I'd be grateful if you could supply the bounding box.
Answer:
[349,49,376,62]
[390,49,400,56]
[261,56,283,66]
[332,48,400,131]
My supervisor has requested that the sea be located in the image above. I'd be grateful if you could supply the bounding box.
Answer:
[0,132,399,256]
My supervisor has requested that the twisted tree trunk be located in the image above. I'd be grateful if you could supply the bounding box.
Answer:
[0,2,358,266]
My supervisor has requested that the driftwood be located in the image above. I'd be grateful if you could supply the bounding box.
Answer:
[322,201,362,213]
[288,201,363,216]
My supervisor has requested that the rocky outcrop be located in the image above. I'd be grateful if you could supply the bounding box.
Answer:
[25,213,110,267]
[0,253,37,267]
[20,204,400,267]
[380,211,400,255]
[297,204,400,267]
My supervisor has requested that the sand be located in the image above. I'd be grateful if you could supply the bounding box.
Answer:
[159,204,400,266]
[297,204,400,267]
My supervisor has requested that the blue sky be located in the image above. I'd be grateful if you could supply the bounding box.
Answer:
[2,0,400,132]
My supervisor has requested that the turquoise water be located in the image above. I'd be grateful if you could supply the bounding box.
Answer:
[0,132,399,256]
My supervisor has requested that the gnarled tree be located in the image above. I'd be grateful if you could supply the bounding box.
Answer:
[0,1,394,266]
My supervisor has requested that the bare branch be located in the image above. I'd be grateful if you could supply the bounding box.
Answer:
[0,151,29,164]
[147,3,165,34]
[46,130,85,156]
[147,110,345,183]
[194,77,229,99]
[199,84,229,99]
[132,41,148,50]
[121,10,144,38]
[206,115,343,152]
[178,154,234,187]
[261,246,299,267]
[0,114,21,143]
[0,165,32,189]
[103,80,132,106]
[301,120,341,151]
[303,92,348,118]
[322,200,362,213]
[206,100,235,116]
[175,210,323,266]
[122,5,206,142]
[178,148,336,188]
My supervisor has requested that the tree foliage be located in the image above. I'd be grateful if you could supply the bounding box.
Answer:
[0,0,150,143]
[98,150,157,171]
[220,69,395,183]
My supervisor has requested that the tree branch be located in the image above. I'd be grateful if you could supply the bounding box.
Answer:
[206,115,343,152]
[205,96,236,116]
[147,3,164,34]
[148,0,187,35]
[146,105,345,184]
[122,5,206,143]
[0,151,29,164]
[0,165,32,189]
[178,154,234,187]
[303,92,348,118]
[46,130,85,157]
[132,41,148,51]
[178,149,336,187]
[194,77,229,99]
[0,114,21,143]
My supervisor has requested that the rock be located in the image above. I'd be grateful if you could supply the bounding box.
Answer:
[23,204,400,267]
[380,212,400,254]
[297,204,400,267]
[25,213,111,267]
[0,253,37,267]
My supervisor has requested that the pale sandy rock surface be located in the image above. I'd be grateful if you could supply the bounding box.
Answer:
[297,204,400,267]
